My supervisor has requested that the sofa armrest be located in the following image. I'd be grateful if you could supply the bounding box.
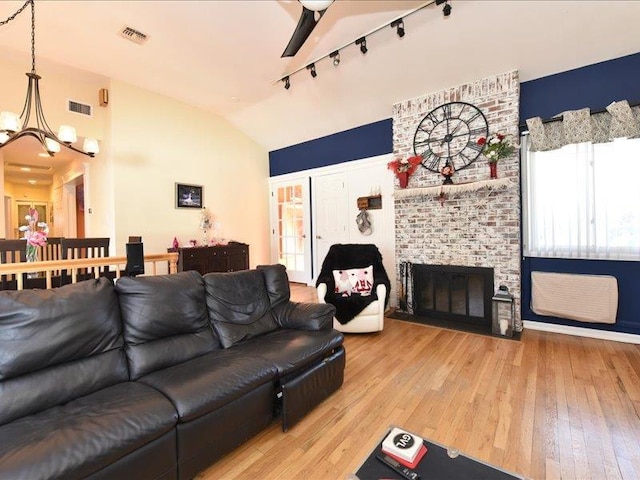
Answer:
[272,301,336,331]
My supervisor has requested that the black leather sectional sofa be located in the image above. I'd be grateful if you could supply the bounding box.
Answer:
[0,264,345,480]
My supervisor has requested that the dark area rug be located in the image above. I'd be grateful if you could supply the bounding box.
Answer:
[387,310,521,341]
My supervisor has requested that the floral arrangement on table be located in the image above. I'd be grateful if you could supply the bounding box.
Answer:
[199,207,212,245]
[387,155,422,188]
[18,208,49,262]
[477,133,516,162]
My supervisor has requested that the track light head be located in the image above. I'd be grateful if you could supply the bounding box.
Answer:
[356,37,367,55]
[307,63,317,78]
[443,2,452,16]
[435,0,446,5]
[391,19,405,38]
[330,50,340,66]
[283,76,290,89]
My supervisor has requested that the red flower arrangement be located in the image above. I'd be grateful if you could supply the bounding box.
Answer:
[387,155,422,175]
[477,133,515,162]
[388,155,422,188]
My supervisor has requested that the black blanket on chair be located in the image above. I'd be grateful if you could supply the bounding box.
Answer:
[316,244,391,324]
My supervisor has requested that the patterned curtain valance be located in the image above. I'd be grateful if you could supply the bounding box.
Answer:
[526,100,640,151]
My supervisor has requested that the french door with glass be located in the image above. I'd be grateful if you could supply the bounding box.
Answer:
[270,178,312,284]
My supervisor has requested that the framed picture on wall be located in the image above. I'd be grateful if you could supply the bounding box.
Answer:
[176,183,203,209]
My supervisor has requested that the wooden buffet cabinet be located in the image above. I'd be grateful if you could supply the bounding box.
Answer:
[172,242,249,275]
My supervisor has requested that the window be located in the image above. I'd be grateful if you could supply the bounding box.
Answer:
[522,135,640,261]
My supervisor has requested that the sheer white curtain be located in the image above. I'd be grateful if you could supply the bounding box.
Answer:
[523,135,640,261]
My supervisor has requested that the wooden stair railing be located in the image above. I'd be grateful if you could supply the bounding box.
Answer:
[0,252,179,291]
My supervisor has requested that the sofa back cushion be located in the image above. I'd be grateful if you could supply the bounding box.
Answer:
[0,278,128,426]
[204,269,278,348]
[116,270,218,379]
[257,264,290,308]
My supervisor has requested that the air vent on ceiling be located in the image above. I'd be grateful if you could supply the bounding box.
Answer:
[120,26,149,45]
[67,100,92,117]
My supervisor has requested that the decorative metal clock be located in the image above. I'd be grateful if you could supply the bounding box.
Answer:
[413,101,489,174]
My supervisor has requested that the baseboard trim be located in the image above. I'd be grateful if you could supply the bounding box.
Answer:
[523,320,640,344]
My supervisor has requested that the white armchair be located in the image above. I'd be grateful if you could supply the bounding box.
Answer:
[317,282,386,333]
[315,244,390,333]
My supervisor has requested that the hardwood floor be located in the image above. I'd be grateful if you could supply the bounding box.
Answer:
[197,284,640,480]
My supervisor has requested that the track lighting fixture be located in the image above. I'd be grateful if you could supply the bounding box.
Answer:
[356,37,367,55]
[330,50,340,66]
[307,63,317,78]
[391,19,405,38]
[275,1,452,90]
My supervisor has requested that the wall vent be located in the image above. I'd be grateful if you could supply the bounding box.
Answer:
[67,100,92,117]
[120,26,149,45]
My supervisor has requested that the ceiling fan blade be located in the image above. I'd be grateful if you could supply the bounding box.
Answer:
[281,6,327,58]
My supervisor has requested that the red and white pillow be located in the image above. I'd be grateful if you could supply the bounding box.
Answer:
[333,266,373,297]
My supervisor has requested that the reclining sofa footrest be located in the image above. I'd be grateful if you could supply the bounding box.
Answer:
[280,347,345,431]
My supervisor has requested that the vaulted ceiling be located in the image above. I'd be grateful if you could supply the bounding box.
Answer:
[1,0,639,154]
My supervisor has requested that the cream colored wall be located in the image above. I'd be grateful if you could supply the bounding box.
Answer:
[109,80,270,266]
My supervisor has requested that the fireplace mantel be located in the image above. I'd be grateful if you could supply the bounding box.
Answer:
[393,177,513,200]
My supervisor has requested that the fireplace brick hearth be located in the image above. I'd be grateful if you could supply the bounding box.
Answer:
[392,71,522,330]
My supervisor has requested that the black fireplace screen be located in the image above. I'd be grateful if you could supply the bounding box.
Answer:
[412,264,494,326]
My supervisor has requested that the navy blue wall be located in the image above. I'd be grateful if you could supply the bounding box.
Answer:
[269,119,392,176]
[520,51,640,335]
[520,51,640,124]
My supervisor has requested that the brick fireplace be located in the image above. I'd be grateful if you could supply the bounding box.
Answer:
[392,71,522,330]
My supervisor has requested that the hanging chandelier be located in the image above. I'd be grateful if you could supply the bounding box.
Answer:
[0,0,99,157]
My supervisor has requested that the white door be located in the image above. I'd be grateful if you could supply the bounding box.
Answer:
[270,178,312,283]
[313,173,349,278]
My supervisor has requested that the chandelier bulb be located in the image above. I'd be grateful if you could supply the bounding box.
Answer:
[44,137,61,154]
[58,125,77,144]
[83,138,100,155]
[0,111,20,133]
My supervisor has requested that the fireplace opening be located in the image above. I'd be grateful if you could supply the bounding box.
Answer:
[412,264,494,327]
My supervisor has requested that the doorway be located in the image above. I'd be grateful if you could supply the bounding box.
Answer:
[76,181,85,238]
[270,178,312,283]
[15,201,49,239]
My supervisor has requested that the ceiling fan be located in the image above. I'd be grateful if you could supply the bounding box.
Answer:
[281,0,335,57]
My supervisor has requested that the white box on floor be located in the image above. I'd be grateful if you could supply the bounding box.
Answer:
[381,427,423,463]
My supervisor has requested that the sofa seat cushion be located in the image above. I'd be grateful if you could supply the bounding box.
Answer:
[0,382,177,480]
[231,329,344,377]
[138,349,277,423]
